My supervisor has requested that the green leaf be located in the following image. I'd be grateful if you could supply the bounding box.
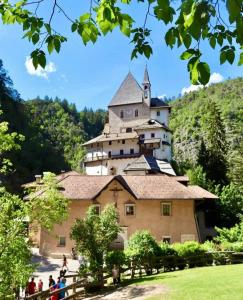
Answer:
[226,0,241,23]
[32,33,39,45]
[79,13,90,22]
[220,51,227,64]
[71,22,78,32]
[226,49,235,64]
[44,23,51,34]
[238,52,243,66]
[180,49,196,60]
[183,34,192,48]
[209,36,216,49]
[54,38,61,53]
[217,34,224,46]
[38,51,46,69]
[197,62,210,85]
[165,28,176,48]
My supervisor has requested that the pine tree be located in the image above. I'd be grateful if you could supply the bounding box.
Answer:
[199,100,228,184]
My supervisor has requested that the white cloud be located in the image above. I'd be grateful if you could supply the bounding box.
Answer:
[158,94,167,99]
[181,72,224,95]
[25,56,56,79]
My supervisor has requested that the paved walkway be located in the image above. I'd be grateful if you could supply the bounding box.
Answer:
[31,248,80,290]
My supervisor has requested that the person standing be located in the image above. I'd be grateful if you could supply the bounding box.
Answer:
[58,278,66,299]
[38,279,43,292]
[112,265,120,285]
[49,275,56,288]
[62,254,68,271]
[28,277,36,295]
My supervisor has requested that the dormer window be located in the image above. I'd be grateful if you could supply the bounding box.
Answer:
[120,110,124,118]
[135,109,138,117]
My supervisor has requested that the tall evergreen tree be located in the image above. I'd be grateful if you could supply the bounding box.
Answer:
[199,100,228,184]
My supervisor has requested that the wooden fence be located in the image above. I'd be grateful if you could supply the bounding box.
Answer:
[24,251,243,300]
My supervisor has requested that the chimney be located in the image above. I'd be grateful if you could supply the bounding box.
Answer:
[35,175,42,184]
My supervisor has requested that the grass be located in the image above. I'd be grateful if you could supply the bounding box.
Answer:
[125,264,243,300]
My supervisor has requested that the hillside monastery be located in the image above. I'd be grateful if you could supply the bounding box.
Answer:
[26,68,218,257]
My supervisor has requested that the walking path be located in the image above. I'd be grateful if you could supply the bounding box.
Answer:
[84,284,168,300]
[27,249,168,300]
[31,248,80,290]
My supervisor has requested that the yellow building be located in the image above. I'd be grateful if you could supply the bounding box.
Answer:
[27,171,217,257]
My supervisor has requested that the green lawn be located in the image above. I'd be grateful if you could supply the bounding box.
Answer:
[126,264,243,300]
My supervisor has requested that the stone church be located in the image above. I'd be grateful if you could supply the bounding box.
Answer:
[83,67,174,176]
[25,68,218,257]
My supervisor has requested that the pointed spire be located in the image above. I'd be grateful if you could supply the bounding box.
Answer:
[143,65,150,84]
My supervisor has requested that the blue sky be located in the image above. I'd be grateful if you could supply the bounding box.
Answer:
[0,1,242,110]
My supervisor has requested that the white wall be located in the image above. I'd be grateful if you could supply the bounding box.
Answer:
[150,108,169,126]
[85,161,108,175]
[107,158,136,175]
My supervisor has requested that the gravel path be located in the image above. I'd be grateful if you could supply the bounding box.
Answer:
[84,284,169,300]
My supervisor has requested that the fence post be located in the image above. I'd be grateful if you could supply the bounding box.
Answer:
[73,275,76,299]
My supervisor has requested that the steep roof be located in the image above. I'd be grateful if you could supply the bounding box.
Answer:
[108,72,143,107]
[124,155,176,176]
[187,186,218,199]
[150,98,170,108]
[24,174,218,201]
[83,132,138,146]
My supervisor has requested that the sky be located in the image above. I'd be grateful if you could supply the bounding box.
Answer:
[0,1,242,110]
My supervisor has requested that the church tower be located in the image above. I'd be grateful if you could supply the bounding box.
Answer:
[142,65,151,107]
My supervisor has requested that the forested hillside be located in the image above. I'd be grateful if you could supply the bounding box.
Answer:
[0,60,106,190]
[170,78,243,183]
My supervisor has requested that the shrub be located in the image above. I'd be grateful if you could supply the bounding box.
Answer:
[159,242,180,271]
[125,230,161,275]
[173,241,207,268]
[221,242,243,252]
[105,250,127,272]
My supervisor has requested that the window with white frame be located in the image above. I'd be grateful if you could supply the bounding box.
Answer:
[93,204,101,215]
[161,202,172,216]
[125,204,135,216]
[162,236,171,244]
[58,236,66,247]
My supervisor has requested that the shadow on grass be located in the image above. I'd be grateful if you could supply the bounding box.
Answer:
[122,273,177,285]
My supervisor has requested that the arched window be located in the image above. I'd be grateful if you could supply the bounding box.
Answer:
[120,110,124,118]
[135,109,138,117]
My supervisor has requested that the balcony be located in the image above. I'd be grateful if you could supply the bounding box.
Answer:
[84,152,140,163]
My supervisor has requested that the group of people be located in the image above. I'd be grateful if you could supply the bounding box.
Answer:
[25,255,69,299]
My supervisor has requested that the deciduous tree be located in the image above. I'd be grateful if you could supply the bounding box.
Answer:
[0,0,242,84]
[70,204,120,286]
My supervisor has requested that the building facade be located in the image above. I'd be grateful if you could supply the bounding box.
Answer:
[28,172,217,257]
[83,68,173,176]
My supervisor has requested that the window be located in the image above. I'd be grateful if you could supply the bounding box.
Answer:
[122,139,125,144]
[120,149,124,155]
[151,133,155,138]
[130,148,134,154]
[120,110,124,118]
[109,141,112,145]
[162,236,171,244]
[108,151,111,158]
[164,134,166,138]
[161,202,172,216]
[135,109,138,117]
[144,90,148,98]
[97,143,99,147]
[58,236,66,247]
[140,134,145,139]
[93,204,101,215]
[157,111,160,116]
[125,204,135,216]
[126,127,132,133]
